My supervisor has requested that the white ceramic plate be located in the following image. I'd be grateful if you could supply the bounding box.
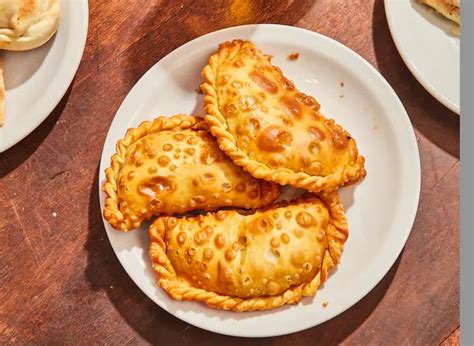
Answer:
[385,0,460,114]
[0,0,89,152]
[99,24,421,337]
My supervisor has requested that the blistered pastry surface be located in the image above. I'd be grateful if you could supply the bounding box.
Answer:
[202,40,366,192]
[149,193,348,311]
[103,114,280,231]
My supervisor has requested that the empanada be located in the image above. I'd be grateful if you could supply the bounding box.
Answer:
[149,193,348,311]
[420,0,460,28]
[103,114,280,231]
[201,40,366,193]
[0,0,60,51]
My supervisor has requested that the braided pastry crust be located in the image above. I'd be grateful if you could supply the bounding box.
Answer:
[149,192,348,312]
[201,40,366,193]
[102,114,280,231]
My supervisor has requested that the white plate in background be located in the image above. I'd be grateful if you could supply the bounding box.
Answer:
[99,24,421,337]
[385,0,460,114]
[0,0,89,152]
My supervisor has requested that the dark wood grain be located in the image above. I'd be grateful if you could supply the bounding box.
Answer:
[0,0,459,344]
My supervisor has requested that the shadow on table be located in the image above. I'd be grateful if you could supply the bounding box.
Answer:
[0,87,71,178]
[371,0,459,158]
[119,0,318,92]
[85,167,193,342]
[277,258,400,345]
[84,2,398,343]
[85,165,400,344]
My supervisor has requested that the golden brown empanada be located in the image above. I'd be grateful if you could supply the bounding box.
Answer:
[103,114,280,231]
[149,193,348,311]
[201,40,366,193]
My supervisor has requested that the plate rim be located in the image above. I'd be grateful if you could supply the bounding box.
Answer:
[384,0,460,114]
[98,23,421,337]
[0,0,90,152]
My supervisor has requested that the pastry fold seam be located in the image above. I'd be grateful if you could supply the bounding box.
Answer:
[102,114,206,231]
[149,193,348,312]
[201,39,366,193]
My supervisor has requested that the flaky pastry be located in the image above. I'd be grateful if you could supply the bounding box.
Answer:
[201,40,366,193]
[149,193,348,311]
[0,0,60,51]
[103,114,280,231]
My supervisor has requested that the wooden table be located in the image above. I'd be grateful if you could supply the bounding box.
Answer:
[0,0,460,344]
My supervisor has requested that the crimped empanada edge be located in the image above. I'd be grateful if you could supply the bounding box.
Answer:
[149,192,348,312]
[102,114,206,231]
[201,39,366,193]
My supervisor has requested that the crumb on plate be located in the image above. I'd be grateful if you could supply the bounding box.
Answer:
[322,301,329,308]
[288,52,300,61]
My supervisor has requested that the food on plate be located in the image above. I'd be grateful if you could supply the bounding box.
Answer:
[103,114,280,231]
[0,57,4,126]
[201,40,366,193]
[420,0,460,35]
[149,193,348,311]
[287,52,299,61]
[0,0,61,127]
[0,0,61,51]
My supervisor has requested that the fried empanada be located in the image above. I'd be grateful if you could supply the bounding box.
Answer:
[201,40,366,193]
[103,114,280,231]
[149,193,348,311]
